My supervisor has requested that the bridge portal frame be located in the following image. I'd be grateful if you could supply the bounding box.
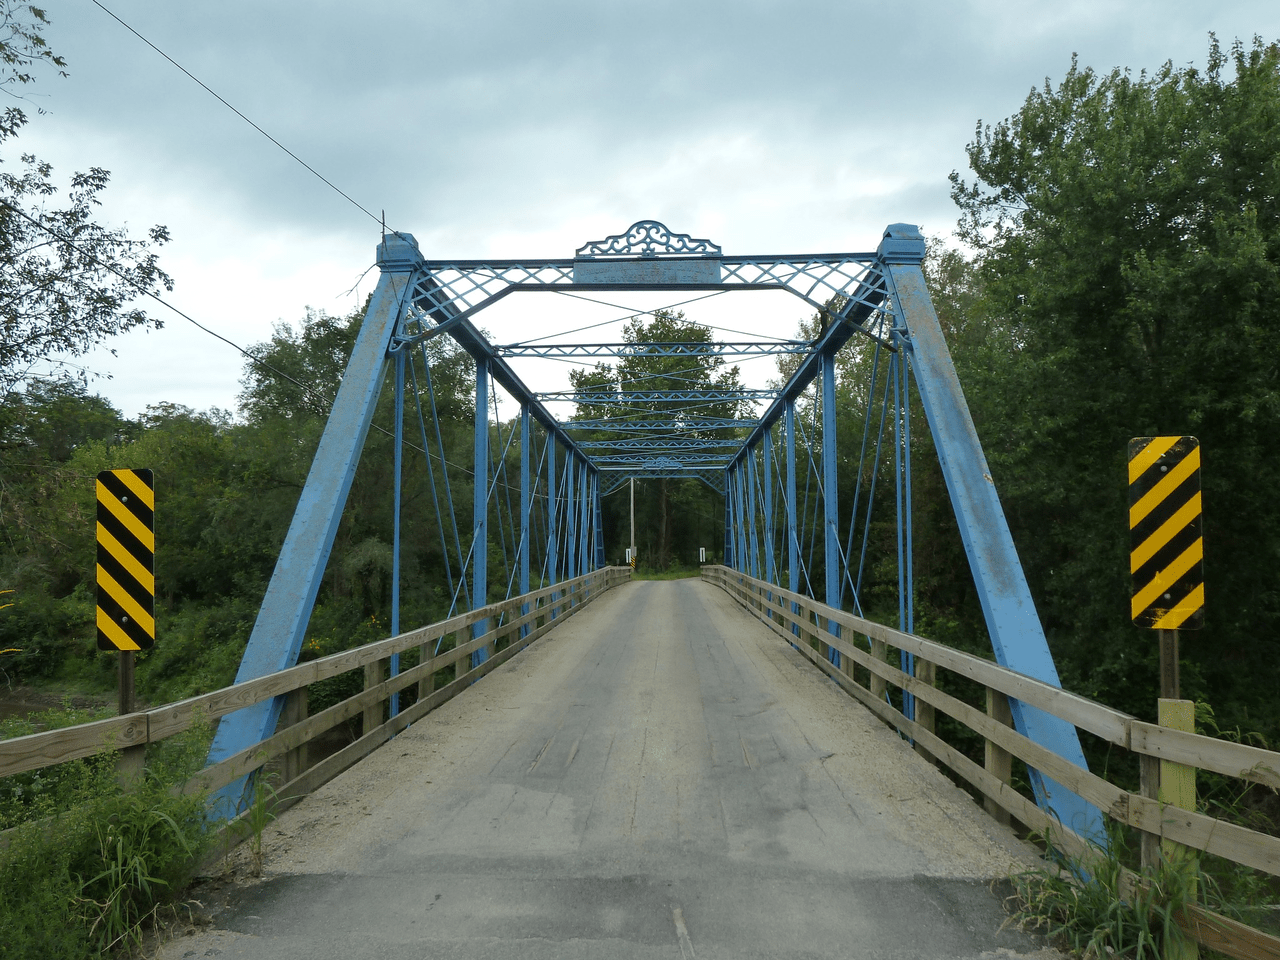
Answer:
[208,220,1103,843]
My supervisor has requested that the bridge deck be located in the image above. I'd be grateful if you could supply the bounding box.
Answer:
[163,580,1059,960]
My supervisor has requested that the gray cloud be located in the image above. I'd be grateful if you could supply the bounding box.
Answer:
[18,0,1280,415]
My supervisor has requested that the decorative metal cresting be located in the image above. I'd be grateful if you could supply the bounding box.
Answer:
[574,220,723,258]
[206,220,1107,850]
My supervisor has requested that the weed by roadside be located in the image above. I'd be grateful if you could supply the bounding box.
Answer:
[0,708,217,957]
[1003,825,1249,959]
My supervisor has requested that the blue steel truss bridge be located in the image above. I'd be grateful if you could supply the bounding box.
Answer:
[206,219,1105,844]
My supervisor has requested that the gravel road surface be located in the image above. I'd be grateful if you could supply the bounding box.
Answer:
[159,579,1061,960]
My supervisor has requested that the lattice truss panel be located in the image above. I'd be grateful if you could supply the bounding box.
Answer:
[385,222,900,484]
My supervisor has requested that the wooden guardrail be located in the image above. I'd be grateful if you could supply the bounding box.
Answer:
[703,565,1280,960]
[1,566,631,825]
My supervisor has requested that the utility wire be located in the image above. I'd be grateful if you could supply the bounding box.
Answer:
[88,0,385,231]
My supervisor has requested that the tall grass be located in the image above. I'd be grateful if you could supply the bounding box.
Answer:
[0,705,215,957]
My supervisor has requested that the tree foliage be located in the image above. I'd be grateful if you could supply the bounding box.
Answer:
[0,1,172,393]
[0,305,480,702]
[947,37,1280,726]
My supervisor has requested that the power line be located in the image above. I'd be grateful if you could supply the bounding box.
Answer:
[88,0,385,231]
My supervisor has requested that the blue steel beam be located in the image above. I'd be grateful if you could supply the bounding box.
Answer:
[472,357,490,666]
[763,427,775,586]
[390,348,405,717]
[578,462,591,578]
[496,341,808,359]
[546,436,559,610]
[541,388,778,404]
[593,474,606,568]
[602,471,724,496]
[399,219,885,332]
[821,351,841,667]
[723,472,733,562]
[591,455,734,469]
[878,224,1104,842]
[565,451,578,582]
[579,437,742,451]
[519,404,531,637]
[746,451,761,580]
[206,240,415,815]
[566,417,753,432]
[785,399,800,633]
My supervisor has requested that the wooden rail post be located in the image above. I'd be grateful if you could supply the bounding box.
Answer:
[451,632,467,684]
[115,652,146,789]
[418,640,435,701]
[914,658,937,762]
[1159,698,1199,960]
[1138,752,1161,873]
[282,686,309,783]
[984,687,1013,828]
[116,724,147,789]
[364,658,386,737]
[869,639,888,703]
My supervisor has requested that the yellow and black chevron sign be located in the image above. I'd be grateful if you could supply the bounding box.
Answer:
[1128,437,1203,630]
[96,469,155,651]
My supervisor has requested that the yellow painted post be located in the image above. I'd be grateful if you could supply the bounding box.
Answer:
[1159,698,1199,960]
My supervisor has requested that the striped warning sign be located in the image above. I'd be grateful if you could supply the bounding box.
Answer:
[1128,437,1203,630]
[96,469,155,651]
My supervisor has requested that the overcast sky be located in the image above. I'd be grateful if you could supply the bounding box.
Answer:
[16,0,1280,418]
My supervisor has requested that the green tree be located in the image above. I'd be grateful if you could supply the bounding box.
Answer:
[0,2,171,394]
[949,37,1280,730]
[570,310,745,567]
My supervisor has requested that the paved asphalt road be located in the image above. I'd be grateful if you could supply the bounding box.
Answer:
[161,579,1060,960]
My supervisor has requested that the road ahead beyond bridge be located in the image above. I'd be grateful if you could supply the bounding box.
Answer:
[163,579,1062,960]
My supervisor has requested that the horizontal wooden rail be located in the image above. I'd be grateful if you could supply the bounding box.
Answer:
[703,565,1280,960]
[0,568,630,793]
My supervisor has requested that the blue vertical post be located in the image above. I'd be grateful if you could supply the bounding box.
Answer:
[727,467,737,569]
[892,349,913,718]
[902,350,914,638]
[519,404,531,638]
[547,439,559,618]
[746,449,761,580]
[578,462,590,577]
[565,452,577,587]
[592,472,605,569]
[879,222,1104,842]
[763,428,775,588]
[723,470,732,564]
[390,347,404,717]
[785,399,800,637]
[737,465,747,570]
[206,234,418,816]
[472,357,490,667]
[822,353,841,666]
